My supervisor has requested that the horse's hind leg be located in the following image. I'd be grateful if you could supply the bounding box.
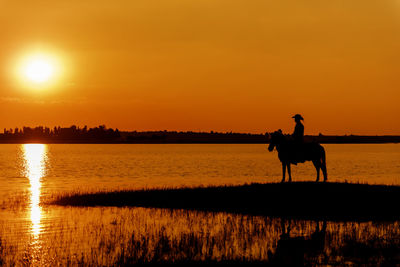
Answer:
[312,160,320,182]
[321,149,327,182]
[321,163,327,182]
[287,163,292,182]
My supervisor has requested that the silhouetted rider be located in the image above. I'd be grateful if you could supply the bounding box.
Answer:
[292,114,304,163]
[292,114,304,143]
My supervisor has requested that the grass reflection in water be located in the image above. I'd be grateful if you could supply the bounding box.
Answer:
[0,206,399,266]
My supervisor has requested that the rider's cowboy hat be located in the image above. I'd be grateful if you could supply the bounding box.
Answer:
[292,114,304,120]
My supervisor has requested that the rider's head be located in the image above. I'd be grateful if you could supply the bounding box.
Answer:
[292,114,304,123]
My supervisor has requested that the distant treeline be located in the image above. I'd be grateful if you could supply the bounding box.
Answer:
[0,125,120,143]
[0,126,399,144]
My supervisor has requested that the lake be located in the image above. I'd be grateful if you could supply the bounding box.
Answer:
[0,144,399,265]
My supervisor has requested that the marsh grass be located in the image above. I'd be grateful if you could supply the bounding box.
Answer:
[0,191,30,211]
[1,207,399,266]
[330,221,400,265]
[0,207,278,265]
[0,182,399,265]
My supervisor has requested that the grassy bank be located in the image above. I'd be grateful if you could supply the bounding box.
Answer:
[51,182,400,221]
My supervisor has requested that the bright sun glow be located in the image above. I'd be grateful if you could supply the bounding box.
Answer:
[24,58,54,83]
[16,52,63,89]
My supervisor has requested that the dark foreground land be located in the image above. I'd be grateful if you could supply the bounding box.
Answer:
[52,182,400,221]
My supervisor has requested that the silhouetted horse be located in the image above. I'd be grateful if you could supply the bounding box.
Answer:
[268,130,327,182]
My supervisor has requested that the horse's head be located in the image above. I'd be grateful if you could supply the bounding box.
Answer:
[268,129,284,152]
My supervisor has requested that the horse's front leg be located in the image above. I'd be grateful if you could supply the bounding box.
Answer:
[287,163,292,182]
[281,162,286,182]
[312,160,320,182]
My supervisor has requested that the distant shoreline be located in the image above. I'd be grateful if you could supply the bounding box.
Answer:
[0,127,399,144]
[1,140,399,144]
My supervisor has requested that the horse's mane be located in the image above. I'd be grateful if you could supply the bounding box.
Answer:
[271,129,288,141]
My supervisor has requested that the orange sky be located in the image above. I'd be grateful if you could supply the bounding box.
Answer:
[1,0,399,135]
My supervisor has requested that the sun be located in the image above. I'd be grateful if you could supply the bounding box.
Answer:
[11,47,68,91]
[24,58,54,83]
[22,55,56,84]
[13,51,65,90]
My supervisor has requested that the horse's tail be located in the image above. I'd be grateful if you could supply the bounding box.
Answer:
[321,146,327,181]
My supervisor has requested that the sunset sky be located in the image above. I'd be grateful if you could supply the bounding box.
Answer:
[1,0,399,135]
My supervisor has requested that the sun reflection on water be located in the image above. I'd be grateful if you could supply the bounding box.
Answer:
[22,144,47,238]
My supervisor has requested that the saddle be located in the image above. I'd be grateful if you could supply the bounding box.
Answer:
[290,142,307,165]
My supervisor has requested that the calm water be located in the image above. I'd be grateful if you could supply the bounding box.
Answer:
[0,144,399,265]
